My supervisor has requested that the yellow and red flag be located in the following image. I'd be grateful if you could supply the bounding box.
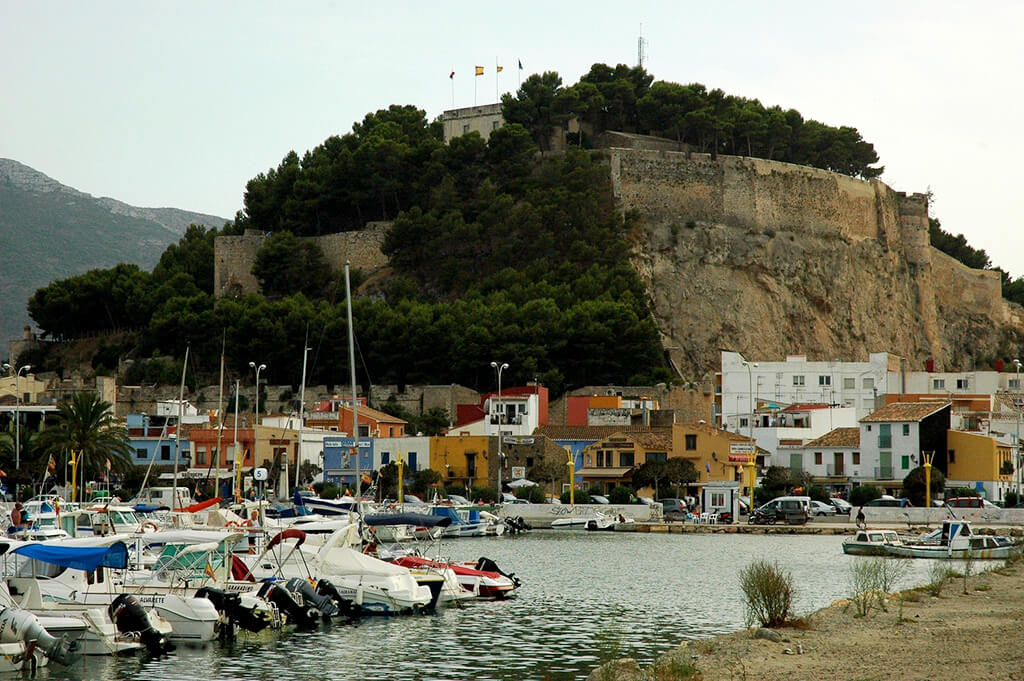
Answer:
[475,66,484,76]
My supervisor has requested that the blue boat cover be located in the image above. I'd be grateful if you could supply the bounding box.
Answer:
[13,541,129,571]
[133,504,170,514]
[430,506,465,524]
[365,512,452,528]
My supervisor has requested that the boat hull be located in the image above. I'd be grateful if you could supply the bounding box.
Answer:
[886,544,1019,559]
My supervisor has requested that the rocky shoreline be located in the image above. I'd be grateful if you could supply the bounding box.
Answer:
[588,554,1024,681]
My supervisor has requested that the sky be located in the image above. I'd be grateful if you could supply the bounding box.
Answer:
[3,1,1022,274]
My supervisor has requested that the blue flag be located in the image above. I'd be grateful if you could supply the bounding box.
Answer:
[518,59,523,70]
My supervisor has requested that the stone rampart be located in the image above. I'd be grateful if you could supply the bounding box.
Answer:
[214,223,390,297]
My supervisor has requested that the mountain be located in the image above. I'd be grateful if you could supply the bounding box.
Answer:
[0,159,227,345]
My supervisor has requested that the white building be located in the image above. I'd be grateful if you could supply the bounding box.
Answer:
[783,427,862,495]
[374,436,431,474]
[441,103,504,142]
[857,401,952,492]
[747,403,859,465]
[449,391,541,439]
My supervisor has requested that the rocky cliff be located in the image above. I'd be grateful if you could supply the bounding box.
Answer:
[613,149,1024,377]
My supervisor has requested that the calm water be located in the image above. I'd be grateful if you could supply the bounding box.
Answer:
[35,531,941,681]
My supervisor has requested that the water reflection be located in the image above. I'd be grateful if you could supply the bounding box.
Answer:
[34,531,943,681]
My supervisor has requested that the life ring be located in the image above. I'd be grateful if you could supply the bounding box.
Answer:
[225,520,240,527]
[240,519,253,527]
[139,521,159,533]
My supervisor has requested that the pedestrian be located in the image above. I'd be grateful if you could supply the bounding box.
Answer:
[9,502,23,529]
[856,506,866,529]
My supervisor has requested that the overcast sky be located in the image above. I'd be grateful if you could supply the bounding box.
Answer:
[3,1,1021,275]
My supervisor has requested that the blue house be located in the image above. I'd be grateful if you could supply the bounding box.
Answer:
[126,413,190,468]
[322,437,373,488]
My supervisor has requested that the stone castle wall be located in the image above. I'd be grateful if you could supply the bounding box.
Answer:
[214,223,390,297]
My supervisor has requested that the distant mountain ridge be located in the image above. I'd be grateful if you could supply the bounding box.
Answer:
[0,159,228,345]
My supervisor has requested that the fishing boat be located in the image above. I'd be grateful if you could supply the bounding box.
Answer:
[885,520,1021,559]
[842,529,906,556]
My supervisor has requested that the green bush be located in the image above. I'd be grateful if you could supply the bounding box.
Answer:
[319,483,340,500]
[739,560,794,628]
[471,486,498,504]
[608,485,633,504]
[1006,491,1019,508]
[518,485,546,503]
[850,484,882,506]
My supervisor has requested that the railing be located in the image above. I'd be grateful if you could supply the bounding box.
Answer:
[826,464,846,476]
[874,466,894,479]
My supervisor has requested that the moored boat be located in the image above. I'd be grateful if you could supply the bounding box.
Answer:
[885,519,1021,559]
[842,529,905,556]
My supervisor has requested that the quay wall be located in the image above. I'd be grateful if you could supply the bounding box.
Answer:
[497,503,655,528]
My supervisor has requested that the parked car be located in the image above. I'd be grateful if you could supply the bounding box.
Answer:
[755,497,809,525]
[658,498,688,521]
[863,496,912,508]
[945,497,998,509]
[589,495,610,505]
[828,498,853,515]
[809,500,837,516]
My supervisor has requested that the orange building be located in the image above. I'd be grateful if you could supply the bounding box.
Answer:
[307,398,407,438]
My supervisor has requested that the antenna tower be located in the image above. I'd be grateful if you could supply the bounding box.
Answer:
[637,24,647,68]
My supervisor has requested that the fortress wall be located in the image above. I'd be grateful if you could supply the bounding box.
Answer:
[611,149,886,241]
[930,248,1004,316]
[214,224,390,297]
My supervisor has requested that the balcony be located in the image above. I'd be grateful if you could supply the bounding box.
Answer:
[874,466,894,479]
[826,464,846,476]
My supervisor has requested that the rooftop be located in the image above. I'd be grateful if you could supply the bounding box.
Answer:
[860,402,951,423]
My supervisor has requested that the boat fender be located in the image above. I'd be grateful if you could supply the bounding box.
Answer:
[196,587,272,634]
[0,606,79,666]
[109,594,172,655]
[284,578,339,619]
[315,580,360,618]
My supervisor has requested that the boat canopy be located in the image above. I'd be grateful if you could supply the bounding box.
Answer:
[10,540,129,571]
[364,513,452,528]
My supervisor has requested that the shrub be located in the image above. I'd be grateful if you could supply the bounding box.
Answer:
[848,557,909,616]
[738,560,794,627]
[471,486,498,504]
[850,484,882,506]
[1005,491,1019,508]
[518,485,546,504]
[924,561,954,596]
[608,485,633,504]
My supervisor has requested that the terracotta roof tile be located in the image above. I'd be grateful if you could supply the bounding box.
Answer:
[534,425,667,441]
[803,427,861,448]
[860,402,950,423]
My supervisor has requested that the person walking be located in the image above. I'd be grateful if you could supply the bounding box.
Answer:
[856,506,866,529]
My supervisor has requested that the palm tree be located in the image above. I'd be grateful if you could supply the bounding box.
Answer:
[37,392,134,484]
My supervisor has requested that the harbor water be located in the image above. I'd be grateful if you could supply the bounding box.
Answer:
[34,530,943,681]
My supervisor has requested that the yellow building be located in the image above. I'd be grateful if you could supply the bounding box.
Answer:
[430,435,494,491]
[671,423,757,497]
[577,429,672,491]
[946,430,1014,502]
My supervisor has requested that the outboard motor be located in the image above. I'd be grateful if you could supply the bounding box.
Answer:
[109,594,172,655]
[196,586,272,635]
[284,578,338,619]
[476,557,522,589]
[257,581,319,628]
[315,580,361,618]
[0,607,78,666]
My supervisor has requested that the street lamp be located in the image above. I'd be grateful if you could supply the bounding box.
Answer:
[249,362,266,487]
[3,364,31,477]
[490,361,509,495]
[741,359,758,508]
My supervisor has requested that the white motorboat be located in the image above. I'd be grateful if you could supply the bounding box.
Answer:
[885,520,1022,559]
[842,529,905,556]
[244,527,433,614]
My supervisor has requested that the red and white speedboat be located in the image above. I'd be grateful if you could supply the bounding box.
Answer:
[392,555,521,599]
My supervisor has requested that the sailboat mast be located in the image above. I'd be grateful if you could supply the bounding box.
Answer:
[296,334,309,491]
[345,262,360,500]
[233,379,240,502]
[215,331,225,492]
[173,343,190,510]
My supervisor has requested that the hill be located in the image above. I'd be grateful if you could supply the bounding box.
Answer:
[0,159,226,344]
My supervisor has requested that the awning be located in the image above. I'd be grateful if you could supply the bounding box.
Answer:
[578,467,634,477]
[11,541,128,571]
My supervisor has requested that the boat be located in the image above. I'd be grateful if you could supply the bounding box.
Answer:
[584,512,631,532]
[885,519,1022,559]
[842,529,905,556]
[429,506,488,537]
[391,555,521,599]
[551,512,607,529]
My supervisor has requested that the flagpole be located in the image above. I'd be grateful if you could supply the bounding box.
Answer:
[451,68,455,107]
[495,56,499,101]
[474,70,478,106]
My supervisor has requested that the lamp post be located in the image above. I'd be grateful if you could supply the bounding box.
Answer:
[1015,359,1022,497]
[249,361,266,492]
[741,359,758,507]
[5,365,31,476]
[490,361,508,495]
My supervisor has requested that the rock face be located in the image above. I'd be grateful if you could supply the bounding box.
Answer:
[611,149,1024,377]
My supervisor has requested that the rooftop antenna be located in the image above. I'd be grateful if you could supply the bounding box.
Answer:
[637,24,647,68]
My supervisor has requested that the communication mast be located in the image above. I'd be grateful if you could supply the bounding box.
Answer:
[637,24,647,68]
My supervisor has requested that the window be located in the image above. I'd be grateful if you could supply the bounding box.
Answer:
[866,424,872,432]
[526,457,535,468]
[933,378,945,390]
[843,378,855,389]
[381,452,390,465]
[793,375,805,386]
[956,379,968,390]
[879,424,891,448]
[863,377,874,389]
[814,452,822,465]
[853,451,861,465]
[739,417,748,428]
[492,121,500,130]
[711,492,725,507]
[196,447,206,466]
[596,451,604,467]
[619,452,634,467]
[789,453,802,472]
[948,449,956,464]
[136,448,147,460]
[462,124,470,133]
[585,454,592,466]
[901,455,910,469]
[819,375,831,386]
[1011,378,1021,389]
[160,445,170,461]
[408,453,418,471]
[647,452,667,463]
[902,424,910,436]
[685,434,697,450]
